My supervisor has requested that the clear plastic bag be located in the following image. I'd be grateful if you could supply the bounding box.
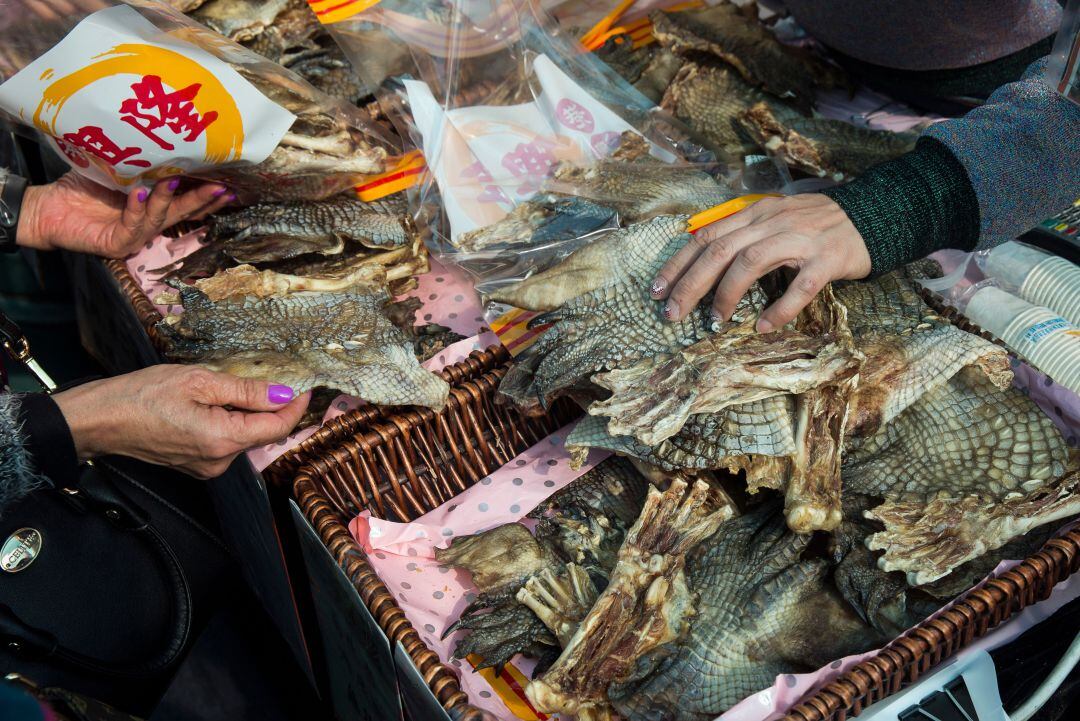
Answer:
[1045,0,1080,107]
[0,0,401,200]
[315,0,774,297]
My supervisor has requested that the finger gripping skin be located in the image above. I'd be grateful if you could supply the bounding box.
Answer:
[525,480,732,718]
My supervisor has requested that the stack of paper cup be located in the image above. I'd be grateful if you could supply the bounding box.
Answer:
[966,286,1080,393]
[985,242,1080,326]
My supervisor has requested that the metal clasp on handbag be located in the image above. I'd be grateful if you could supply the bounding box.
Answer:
[0,309,56,392]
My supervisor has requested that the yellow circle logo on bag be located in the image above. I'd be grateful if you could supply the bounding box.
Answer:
[0,6,295,192]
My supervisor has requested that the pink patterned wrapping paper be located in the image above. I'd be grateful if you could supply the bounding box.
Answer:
[122,231,498,471]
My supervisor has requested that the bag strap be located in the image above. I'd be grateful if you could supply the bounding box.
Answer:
[0,468,193,679]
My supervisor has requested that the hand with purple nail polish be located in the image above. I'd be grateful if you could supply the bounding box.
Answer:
[15,171,233,258]
[53,366,311,480]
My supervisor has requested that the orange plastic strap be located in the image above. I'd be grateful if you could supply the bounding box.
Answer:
[466,655,549,720]
[580,0,636,47]
[354,150,427,201]
[686,194,780,233]
[307,0,381,25]
[581,0,705,51]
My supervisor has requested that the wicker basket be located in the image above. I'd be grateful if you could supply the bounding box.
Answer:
[294,354,578,720]
[263,346,514,486]
[293,299,1080,721]
[105,258,164,348]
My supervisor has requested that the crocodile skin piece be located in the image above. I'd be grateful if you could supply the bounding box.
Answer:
[608,501,885,721]
[156,283,448,408]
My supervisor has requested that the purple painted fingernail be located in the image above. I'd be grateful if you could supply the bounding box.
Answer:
[650,280,666,296]
[268,384,294,403]
[226,192,238,202]
[211,186,229,198]
[167,178,180,192]
[136,188,148,203]
[663,300,679,320]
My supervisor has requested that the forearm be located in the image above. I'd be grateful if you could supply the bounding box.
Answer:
[820,137,980,276]
[821,56,1079,276]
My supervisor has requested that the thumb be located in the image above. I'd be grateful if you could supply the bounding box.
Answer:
[192,370,299,411]
[224,392,312,448]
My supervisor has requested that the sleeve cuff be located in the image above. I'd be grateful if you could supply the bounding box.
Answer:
[820,136,981,276]
[15,393,80,489]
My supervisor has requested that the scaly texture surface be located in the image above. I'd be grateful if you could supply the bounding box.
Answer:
[836,267,1011,438]
[737,102,918,181]
[491,216,712,410]
[566,396,797,476]
[545,133,733,221]
[587,285,861,447]
[437,458,650,670]
[156,284,448,408]
[651,4,843,112]
[526,480,732,719]
[661,62,801,159]
[205,197,415,249]
[609,501,885,721]
[845,365,1075,584]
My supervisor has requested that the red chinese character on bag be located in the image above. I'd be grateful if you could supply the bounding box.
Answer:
[61,126,150,168]
[119,75,218,151]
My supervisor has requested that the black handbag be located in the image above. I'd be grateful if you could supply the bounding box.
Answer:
[0,313,233,717]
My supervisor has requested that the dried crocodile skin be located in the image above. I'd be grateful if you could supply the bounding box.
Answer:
[545,135,732,222]
[566,396,797,478]
[587,285,861,447]
[737,101,918,180]
[438,458,650,670]
[836,268,1012,439]
[156,284,448,408]
[660,62,802,160]
[491,216,713,410]
[846,366,1074,584]
[455,195,616,253]
[190,0,291,42]
[609,501,885,721]
[205,197,415,249]
[526,480,732,719]
[651,4,844,112]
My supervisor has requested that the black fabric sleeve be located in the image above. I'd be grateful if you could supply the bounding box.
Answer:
[819,136,981,276]
[15,393,80,489]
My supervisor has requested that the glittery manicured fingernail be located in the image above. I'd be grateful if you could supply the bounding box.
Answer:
[756,318,774,334]
[268,384,294,403]
[167,178,180,191]
[211,186,229,198]
[663,300,679,320]
[136,188,148,203]
[650,280,666,296]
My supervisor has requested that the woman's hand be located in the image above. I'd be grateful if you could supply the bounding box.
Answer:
[18,172,234,259]
[54,365,311,479]
[651,194,872,333]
